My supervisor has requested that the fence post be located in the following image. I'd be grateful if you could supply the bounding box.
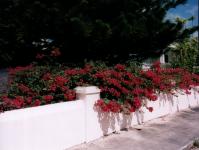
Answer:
[75,86,102,142]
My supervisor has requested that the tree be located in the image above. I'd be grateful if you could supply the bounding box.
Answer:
[0,0,198,67]
[169,37,199,72]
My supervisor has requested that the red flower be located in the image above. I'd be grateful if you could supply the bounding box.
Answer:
[107,78,121,88]
[148,94,158,101]
[130,107,136,112]
[114,64,125,71]
[64,69,79,76]
[144,70,156,78]
[49,84,57,92]
[54,76,68,86]
[43,95,53,102]
[132,88,144,96]
[152,76,161,84]
[26,97,32,104]
[95,99,121,113]
[33,99,41,106]
[107,100,121,113]
[61,86,69,92]
[125,72,134,79]
[159,85,166,91]
[95,99,110,112]
[147,107,153,112]
[1,95,11,103]
[94,99,104,107]
[133,97,141,109]
[12,96,24,109]
[152,61,161,69]
[108,88,121,97]
[111,70,122,79]
[185,89,191,95]
[121,87,129,95]
[64,90,76,101]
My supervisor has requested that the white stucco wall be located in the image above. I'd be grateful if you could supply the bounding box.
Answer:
[0,101,85,150]
[0,86,198,150]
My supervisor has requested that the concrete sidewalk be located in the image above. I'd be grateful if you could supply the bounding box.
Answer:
[67,107,199,150]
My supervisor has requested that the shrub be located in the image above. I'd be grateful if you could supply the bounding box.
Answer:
[169,37,199,72]
[0,61,199,114]
[94,61,199,113]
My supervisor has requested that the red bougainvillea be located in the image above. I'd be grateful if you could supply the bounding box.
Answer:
[0,61,199,113]
[94,61,199,113]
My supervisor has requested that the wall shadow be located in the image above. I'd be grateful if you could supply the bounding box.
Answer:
[94,90,198,135]
[96,111,118,135]
[94,109,146,135]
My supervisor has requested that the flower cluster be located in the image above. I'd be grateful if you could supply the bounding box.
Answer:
[94,99,121,112]
[94,61,199,113]
[0,61,199,114]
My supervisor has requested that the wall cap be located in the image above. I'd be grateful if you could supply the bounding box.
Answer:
[75,86,100,95]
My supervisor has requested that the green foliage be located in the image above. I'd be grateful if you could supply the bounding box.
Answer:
[169,37,199,72]
[0,0,198,67]
[1,61,199,113]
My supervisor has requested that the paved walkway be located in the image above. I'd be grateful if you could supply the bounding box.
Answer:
[67,107,199,150]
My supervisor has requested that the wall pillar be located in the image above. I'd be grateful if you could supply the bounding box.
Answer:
[75,86,102,142]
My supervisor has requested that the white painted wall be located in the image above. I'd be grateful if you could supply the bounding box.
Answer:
[0,86,198,150]
[0,101,85,150]
[138,89,199,123]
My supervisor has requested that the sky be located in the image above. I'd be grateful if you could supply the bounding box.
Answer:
[165,0,198,37]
